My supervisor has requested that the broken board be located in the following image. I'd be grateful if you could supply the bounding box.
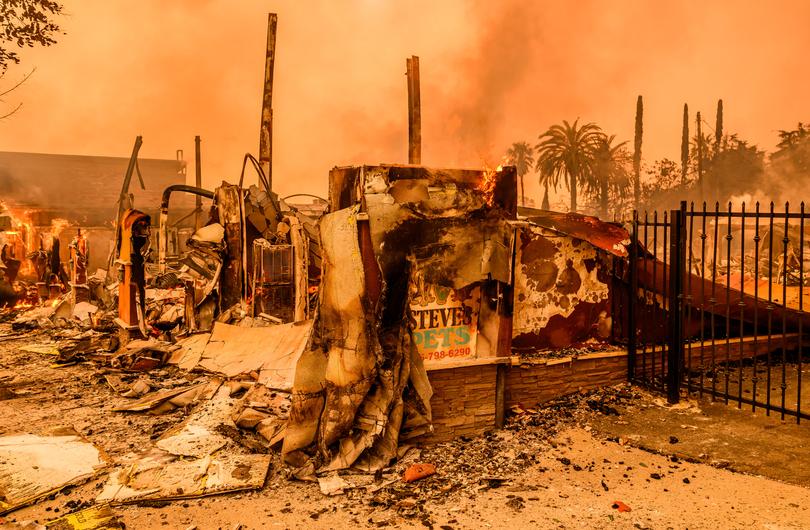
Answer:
[0,434,106,515]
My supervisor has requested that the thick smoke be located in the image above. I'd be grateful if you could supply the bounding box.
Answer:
[2,0,810,206]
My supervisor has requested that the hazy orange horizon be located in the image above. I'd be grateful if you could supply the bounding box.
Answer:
[2,0,810,207]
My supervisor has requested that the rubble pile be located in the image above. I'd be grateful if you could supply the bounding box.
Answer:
[308,384,642,522]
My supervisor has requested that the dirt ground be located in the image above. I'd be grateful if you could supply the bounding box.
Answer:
[3,328,810,529]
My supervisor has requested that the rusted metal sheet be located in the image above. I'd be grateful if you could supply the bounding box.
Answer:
[636,258,810,333]
[512,224,613,350]
[520,207,630,257]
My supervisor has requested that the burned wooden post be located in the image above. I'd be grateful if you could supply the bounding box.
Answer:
[406,55,421,164]
[259,13,277,191]
[194,135,202,230]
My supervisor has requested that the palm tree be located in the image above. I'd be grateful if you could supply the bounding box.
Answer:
[591,135,631,219]
[535,120,602,212]
[506,141,535,207]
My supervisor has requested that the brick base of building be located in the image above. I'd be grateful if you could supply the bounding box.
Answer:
[417,350,628,443]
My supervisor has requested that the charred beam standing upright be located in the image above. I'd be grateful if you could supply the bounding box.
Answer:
[406,55,421,164]
[194,135,202,229]
[259,13,277,190]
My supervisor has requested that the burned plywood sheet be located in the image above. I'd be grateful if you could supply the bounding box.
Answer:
[196,320,313,390]
[100,388,271,504]
[97,452,270,504]
[512,223,613,350]
[0,433,106,515]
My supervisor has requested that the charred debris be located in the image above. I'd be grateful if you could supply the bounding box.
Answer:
[0,152,638,508]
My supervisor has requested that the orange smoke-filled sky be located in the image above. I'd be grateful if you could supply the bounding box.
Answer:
[2,0,810,205]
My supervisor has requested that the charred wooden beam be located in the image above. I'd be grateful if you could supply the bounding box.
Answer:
[259,13,277,190]
[194,135,203,230]
[406,55,421,164]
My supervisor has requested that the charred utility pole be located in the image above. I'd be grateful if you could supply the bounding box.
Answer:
[259,13,277,191]
[194,135,202,229]
[406,55,421,164]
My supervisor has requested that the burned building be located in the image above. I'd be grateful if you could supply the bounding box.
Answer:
[0,150,193,273]
[277,163,633,466]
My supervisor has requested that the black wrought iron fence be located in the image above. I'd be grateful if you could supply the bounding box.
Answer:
[628,201,810,422]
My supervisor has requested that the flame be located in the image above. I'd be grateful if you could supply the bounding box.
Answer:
[477,164,502,207]
[49,218,70,238]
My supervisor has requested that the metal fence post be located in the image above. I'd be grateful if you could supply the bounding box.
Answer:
[667,202,687,403]
[628,210,638,381]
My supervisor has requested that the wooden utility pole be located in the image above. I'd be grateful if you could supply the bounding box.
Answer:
[406,55,421,164]
[194,135,202,229]
[259,13,277,191]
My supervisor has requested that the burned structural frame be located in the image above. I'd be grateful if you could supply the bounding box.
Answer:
[281,164,518,473]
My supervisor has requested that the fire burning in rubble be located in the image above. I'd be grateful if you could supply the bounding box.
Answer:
[477,164,502,207]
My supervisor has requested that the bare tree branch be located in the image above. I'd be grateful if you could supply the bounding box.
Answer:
[0,102,23,120]
[0,67,36,98]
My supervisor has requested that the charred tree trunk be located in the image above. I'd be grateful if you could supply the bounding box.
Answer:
[600,175,609,219]
[519,173,525,207]
[570,173,577,213]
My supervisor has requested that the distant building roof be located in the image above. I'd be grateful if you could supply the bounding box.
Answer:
[0,151,191,225]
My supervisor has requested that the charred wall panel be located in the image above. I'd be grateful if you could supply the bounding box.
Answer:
[512,225,613,351]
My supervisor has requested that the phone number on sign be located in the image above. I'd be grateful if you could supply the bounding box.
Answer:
[420,347,472,361]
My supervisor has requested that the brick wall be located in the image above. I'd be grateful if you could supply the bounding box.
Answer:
[418,351,629,443]
[418,364,498,443]
[504,353,627,410]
